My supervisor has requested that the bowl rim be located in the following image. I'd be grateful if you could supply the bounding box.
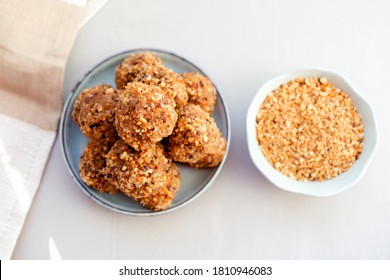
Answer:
[246,67,378,197]
[59,48,231,216]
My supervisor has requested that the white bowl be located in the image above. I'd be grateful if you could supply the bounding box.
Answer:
[247,68,378,197]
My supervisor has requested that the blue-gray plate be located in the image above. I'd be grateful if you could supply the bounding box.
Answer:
[59,49,230,216]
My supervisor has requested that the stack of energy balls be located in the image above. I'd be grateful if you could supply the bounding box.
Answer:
[72,52,227,211]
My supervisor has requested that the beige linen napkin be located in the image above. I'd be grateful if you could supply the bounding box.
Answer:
[0,0,87,259]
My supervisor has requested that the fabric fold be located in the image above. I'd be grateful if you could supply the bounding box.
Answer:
[0,0,85,259]
[0,0,85,130]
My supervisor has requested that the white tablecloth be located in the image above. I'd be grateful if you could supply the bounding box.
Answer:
[12,0,390,259]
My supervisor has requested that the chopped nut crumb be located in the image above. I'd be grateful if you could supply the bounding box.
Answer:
[256,77,364,181]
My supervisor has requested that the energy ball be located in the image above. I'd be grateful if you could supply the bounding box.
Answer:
[103,140,179,210]
[79,139,118,194]
[139,162,181,211]
[115,52,188,107]
[189,134,227,168]
[115,82,177,151]
[115,52,163,90]
[72,84,119,141]
[165,104,227,168]
[182,72,217,114]
[136,66,189,107]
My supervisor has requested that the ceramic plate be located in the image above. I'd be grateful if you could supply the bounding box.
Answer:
[59,49,230,215]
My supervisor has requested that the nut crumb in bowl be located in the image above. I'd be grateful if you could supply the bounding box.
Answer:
[247,68,376,197]
[256,77,364,181]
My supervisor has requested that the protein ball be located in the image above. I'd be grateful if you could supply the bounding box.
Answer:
[188,133,227,168]
[136,65,189,107]
[115,52,188,107]
[72,84,119,141]
[165,104,227,168]
[115,82,177,151]
[182,72,217,114]
[79,139,118,194]
[139,162,181,211]
[103,140,171,202]
[115,52,163,90]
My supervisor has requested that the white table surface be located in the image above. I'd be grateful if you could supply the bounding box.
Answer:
[12,0,390,259]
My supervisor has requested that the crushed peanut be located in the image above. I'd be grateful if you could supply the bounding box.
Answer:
[256,77,364,181]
